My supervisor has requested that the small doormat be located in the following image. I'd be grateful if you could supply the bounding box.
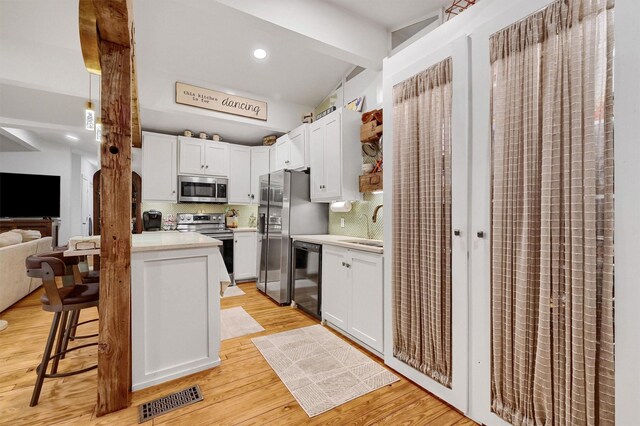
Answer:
[252,325,399,417]
[222,286,246,298]
[138,385,203,423]
[221,307,264,340]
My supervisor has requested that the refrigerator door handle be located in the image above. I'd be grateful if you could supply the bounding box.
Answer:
[259,213,266,234]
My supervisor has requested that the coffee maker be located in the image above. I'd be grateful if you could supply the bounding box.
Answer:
[142,210,162,231]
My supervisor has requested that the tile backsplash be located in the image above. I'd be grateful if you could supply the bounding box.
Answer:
[141,203,258,228]
[328,193,383,240]
[142,193,383,238]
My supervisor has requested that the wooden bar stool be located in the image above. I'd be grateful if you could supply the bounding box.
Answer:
[42,249,98,361]
[25,254,99,406]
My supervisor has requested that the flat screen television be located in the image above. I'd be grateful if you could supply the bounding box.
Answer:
[0,172,61,218]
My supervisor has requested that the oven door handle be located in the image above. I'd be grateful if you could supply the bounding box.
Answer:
[202,234,234,240]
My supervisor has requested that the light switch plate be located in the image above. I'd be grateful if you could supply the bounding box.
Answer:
[340,218,345,228]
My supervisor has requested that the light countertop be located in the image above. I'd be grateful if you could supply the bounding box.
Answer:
[64,232,221,257]
[230,227,257,232]
[291,234,384,254]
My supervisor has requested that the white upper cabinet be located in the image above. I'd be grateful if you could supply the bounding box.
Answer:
[288,123,309,170]
[274,134,290,171]
[228,145,252,204]
[272,124,310,172]
[309,121,325,200]
[203,141,229,176]
[251,147,270,202]
[321,113,342,200]
[269,145,277,173]
[178,137,205,175]
[309,108,361,202]
[178,136,229,177]
[141,132,177,202]
[228,145,271,205]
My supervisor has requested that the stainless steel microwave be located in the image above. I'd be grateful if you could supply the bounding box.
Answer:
[178,175,228,203]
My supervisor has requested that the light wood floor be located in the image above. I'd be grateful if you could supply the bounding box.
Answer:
[0,282,476,425]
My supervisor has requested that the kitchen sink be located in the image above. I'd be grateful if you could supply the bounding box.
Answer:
[343,239,384,248]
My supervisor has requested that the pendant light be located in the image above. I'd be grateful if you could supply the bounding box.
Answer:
[85,73,95,131]
[95,117,102,142]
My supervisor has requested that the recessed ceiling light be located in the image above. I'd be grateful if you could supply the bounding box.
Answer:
[253,48,267,60]
[65,134,79,141]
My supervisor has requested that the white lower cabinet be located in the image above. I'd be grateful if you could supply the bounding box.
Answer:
[322,246,350,330]
[321,245,384,354]
[233,231,257,280]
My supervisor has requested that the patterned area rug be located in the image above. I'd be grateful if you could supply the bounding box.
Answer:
[222,286,246,298]
[252,325,399,417]
[220,307,264,340]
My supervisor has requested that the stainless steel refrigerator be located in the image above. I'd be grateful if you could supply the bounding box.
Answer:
[257,170,328,305]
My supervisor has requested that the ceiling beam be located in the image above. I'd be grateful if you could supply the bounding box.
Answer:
[216,0,389,70]
[79,0,100,74]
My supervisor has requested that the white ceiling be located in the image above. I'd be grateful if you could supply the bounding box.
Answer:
[322,0,452,29]
[135,1,353,108]
[0,0,447,150]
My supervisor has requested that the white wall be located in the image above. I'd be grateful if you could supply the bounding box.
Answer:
[343,69,383,112]
[70,154,98,238]
[0,138,72,244]
[70,153,82,238]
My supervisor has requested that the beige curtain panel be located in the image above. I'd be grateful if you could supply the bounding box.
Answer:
[392,57,453,388]
[490,0,615,425]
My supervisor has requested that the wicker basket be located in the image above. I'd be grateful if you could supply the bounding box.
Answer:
[263,135,277,146]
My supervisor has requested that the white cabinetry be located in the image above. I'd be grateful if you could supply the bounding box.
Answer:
[322,246,350,330]
[204,141,229,176]
[274,134,290,171]
[228,146,271,205]
[233,231,257,280]
[321,245,384,354]
[251,147,270,202]
[309,108,361,202]
[141,132,177,202]
[178,137,229,177]
[288,123,309,170]
[177,137,204,175]
[272,124,310,172]
[228,145,252,204]
[269,145,277,173]
[348,250,384,352]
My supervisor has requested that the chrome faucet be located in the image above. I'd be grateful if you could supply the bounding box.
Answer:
[372,204,383,223]
[359,214,371,240]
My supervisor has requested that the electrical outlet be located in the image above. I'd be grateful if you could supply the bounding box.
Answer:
[340,218,345,228]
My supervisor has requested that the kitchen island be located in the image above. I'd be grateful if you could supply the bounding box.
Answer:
[65,232,224,390]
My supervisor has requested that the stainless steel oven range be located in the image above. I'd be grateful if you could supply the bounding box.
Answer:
[176,213,234,284]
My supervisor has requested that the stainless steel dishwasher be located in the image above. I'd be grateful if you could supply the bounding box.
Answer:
[292,240,322,319]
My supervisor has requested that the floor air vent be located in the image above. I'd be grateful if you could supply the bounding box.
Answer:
[138,385,203,423]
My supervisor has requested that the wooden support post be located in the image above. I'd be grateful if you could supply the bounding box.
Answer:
[80,0,140,415]
[96,39,132,416]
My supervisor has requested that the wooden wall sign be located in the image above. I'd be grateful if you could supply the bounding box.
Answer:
[176,82,267,121]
